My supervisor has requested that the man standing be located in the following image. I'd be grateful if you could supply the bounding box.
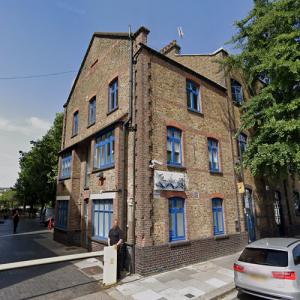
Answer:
[13,210,20,234]
[108,220,123,279]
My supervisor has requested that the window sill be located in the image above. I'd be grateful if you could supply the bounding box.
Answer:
[91,237,109,245]
[167,164,186,171]
[87,122,95,129]
[92,165,115,173]
[214,234,229,241]
[187,108,203,117]
[59,177,71,182]
[71,133,78,138]
[209,171,223,176]
[169,240,191,248]
[107,107,118,116]
[233,101,243,107]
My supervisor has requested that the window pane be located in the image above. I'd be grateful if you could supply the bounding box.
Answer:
[99,212,104,237]
[239,248,288,267]
[167,128,172,137]
[174,130,181,139]
[93,212,99,236]
[187,92,191,108]
[177,212,184,237]
[217,211,224,232]
[169,212,175,239]
[176,199,184,208]
[104,213,109,238]
[192,93,198,110]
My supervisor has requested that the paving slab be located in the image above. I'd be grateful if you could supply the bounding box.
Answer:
[105,252,239,300]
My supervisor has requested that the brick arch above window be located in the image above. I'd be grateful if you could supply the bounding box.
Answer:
[165,120,186,132]
[206,135,219,142]
[161,191,187,199]
[208,193,224,200]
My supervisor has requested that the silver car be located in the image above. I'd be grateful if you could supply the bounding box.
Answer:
[234,238,300,299]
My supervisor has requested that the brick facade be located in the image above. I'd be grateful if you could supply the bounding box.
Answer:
[55,27,300,275]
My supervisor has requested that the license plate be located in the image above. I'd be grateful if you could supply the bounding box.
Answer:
[249,274,267,281]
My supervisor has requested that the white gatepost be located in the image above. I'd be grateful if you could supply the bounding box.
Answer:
[103,246,117,286]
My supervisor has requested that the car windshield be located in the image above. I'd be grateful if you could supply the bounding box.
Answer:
[239,248,288,267]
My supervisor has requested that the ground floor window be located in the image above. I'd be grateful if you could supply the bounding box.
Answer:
[169,197,185,241]
[56,200,68,229]
[212,198,224,235]
[93,199,113,239]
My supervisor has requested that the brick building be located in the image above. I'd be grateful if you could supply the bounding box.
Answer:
[54,27,300,275]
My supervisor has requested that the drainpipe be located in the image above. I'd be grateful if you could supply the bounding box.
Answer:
[122,25,136,273]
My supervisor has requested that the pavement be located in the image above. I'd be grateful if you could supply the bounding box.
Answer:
[0,217,260,300]
[0,217,107,300]
[103,253,241,300]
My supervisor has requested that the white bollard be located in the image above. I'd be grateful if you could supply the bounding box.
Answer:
[103,246,117,286]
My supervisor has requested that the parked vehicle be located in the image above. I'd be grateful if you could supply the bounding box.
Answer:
[41,208,55,227]
[234,238,300,299]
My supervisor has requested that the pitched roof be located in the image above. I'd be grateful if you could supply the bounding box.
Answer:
[139,44,227,92]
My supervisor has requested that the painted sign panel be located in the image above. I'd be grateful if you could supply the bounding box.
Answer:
[154,170,187,191]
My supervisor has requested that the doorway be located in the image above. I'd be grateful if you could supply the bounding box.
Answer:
[274,191,285,236]
[244,188,256,242]
[83,200,89,248]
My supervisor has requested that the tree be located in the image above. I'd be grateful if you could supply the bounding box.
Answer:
[226,0,300,178]
[0,189,17,209]
[15,113,63,211]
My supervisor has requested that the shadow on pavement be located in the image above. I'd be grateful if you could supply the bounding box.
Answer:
[0,218,99,300]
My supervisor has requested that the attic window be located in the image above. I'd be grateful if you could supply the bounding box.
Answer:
[90,59,98,69]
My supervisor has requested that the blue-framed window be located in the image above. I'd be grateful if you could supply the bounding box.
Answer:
[60,153,72,179]
[208,138,220,172]
[238,133,248,156]
[167,127,182,166]
[212,198,224,236]
[108,78,118,112]
[231,79,244,105]
[92,199,113,239]
[72,111,79,136]
[186,80,201,112]
[94,129,115,169]
[88,97,96,125]
[169,197,185,241]
[56,200,68,229]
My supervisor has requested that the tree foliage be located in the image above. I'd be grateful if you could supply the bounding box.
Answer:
[0,189,17,209]
[227,0,300,178]
[15,113,63,209]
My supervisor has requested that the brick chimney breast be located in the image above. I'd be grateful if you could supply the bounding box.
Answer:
[133,26,150,48]
[160,40,181,55]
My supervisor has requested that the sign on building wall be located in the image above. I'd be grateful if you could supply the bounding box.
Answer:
[154,170,187,191]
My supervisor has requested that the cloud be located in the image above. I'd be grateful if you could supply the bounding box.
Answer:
[0,116,52,187]
[0,116,51,136]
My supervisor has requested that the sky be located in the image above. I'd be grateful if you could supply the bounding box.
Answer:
[0,0,253,187]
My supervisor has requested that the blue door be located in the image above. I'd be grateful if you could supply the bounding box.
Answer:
[244,189,256,242]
